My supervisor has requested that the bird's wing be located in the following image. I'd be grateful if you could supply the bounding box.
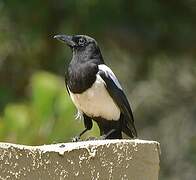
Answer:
[98,64,137,137]
[65,85,70,95]
[64,72,70,95]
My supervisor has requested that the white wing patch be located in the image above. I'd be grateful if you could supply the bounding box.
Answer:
[69,74,120,121]
[98,64,122,90]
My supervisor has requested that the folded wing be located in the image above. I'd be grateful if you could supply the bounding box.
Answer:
[98,64,137,138]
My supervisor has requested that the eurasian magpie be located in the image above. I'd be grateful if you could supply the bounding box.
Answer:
[54,34,137,140]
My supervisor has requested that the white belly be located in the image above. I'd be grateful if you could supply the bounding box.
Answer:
[69,75,120,120]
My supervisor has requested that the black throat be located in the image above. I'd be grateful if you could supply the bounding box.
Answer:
[66,60,98,94]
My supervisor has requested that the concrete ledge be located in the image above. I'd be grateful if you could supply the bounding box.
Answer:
[0,139,160,180]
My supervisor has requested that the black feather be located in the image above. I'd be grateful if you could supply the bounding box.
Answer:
[98,70,137,138]
[55,34,137,140]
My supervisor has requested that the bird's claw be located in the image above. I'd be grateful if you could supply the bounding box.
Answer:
[98,135,107,140]
[72,136,81,142]
[85,136,97,141]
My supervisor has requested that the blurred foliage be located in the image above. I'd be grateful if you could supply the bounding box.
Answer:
[0,71,99,144]
[0,0,196,179]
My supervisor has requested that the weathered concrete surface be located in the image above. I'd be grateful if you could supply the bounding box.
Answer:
[0,139,160,180]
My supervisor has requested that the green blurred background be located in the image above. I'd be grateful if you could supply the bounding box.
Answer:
[0,0,196,179]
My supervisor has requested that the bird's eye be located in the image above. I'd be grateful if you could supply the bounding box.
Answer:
[78,38,86,46]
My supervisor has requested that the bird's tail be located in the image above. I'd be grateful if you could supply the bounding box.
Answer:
[122,118,137,138]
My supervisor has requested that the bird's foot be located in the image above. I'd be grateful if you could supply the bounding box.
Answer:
[98,135,107,140]
[85,136,97,141]
[72,136,81,142]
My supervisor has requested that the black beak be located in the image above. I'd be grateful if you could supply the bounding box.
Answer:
[54,34,75,47]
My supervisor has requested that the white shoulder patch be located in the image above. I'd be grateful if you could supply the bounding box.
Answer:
[98,64,122,90]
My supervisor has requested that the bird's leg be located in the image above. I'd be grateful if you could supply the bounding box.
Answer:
[99,129,116,140]
[72,114,93,142]
[72,128,89,142]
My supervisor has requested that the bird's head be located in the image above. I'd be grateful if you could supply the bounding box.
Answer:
[54,34,103,63]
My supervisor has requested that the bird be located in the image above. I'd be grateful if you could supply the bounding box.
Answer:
[54,34,137,141]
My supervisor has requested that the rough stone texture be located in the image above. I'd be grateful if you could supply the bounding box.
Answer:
[0,139,160,180]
